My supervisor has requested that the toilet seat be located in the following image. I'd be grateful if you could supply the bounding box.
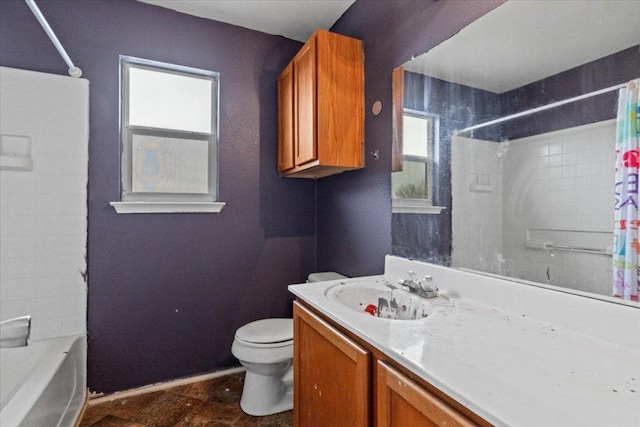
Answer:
[235,318,293,346]
[234,337,293,349]
[232,319,293,363]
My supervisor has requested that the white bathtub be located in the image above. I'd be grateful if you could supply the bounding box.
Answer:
[0,335,86,427]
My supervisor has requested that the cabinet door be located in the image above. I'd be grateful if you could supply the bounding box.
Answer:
[293,302,370,427]
[293,39,317,167]
[376,361,475,427]
[277,62,295,172]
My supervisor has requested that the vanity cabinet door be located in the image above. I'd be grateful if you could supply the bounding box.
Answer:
[376,360,475,427]
[293,301,370,427]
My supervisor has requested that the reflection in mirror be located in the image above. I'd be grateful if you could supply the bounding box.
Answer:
[391,0,640,303]
[391,110,440,213]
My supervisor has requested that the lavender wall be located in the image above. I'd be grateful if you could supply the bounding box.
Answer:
[319,0,505,276]
[0,0,315,393]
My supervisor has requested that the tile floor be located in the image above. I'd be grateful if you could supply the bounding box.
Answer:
[79,372,293,427]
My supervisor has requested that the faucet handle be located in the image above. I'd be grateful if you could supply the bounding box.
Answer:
[399,271,415,284]
[421,275,438,293]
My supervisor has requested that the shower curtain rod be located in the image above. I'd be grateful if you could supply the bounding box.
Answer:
[25,0,82,78]
[456,81,631,135]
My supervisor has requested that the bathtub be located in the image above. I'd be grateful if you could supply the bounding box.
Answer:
[0,335,86,427]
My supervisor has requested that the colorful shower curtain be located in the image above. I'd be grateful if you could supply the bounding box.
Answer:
[613,79,640,301]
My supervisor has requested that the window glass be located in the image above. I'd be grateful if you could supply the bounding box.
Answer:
[403,115,429,157]
[131,135,209,194]
[392,111,436,201]
[128,67,212,133]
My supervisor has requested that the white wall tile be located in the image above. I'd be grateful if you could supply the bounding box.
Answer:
[2,194,37,216]
[0,235,36,258]
[36,174,63,195]
[35,194,63,216]
[500,120,615,298]
[454,120,616,299]
[0,67,88,339]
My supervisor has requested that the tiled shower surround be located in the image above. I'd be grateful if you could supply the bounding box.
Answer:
[453,119,615,297]
[0,66,88,340]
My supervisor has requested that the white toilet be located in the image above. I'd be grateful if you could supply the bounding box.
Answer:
[231,272,346,416]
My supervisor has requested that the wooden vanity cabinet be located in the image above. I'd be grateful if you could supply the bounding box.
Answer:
[293,301,487,427]
[277,29,364,178]
[293,301,370,426]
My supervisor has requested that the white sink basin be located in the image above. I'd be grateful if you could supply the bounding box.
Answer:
[325,279,433,320]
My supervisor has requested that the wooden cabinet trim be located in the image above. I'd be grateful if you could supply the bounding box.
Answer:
[293,38,317,167]
[294,300,368,362]
[392,66,404,172]
[277,62,295,172]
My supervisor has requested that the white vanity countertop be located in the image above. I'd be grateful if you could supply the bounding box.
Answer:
[289,266,640,427]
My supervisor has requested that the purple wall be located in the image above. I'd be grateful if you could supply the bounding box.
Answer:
[498,46,640,140]
[1,0,315,393]
[318,0,505,276]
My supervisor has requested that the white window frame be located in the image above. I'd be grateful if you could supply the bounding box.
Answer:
[392,109,445,214]
[110,56,225,214]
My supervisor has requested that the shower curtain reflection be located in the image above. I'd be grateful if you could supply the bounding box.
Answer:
[613,79,640,301]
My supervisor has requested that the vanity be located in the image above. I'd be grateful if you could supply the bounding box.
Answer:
[289,256,640,426]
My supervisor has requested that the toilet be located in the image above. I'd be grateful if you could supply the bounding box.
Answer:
[231,271,346,416]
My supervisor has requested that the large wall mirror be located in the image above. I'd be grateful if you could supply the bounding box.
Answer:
[392,0,640,304]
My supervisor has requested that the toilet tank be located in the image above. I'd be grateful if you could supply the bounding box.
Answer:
[307,272,347,282]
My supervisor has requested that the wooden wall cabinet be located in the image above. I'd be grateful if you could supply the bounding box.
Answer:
[277,30,364,179]
[293,301,487,427]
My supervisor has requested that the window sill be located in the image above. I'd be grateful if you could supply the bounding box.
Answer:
[110,201,226,214]
[392,199,446,214]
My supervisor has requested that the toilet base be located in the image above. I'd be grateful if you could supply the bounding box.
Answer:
[240,364,293,416]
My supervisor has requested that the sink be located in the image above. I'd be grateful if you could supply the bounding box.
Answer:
[325,280,433,320]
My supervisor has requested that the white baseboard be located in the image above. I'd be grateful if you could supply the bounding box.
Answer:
[87,366,246,405]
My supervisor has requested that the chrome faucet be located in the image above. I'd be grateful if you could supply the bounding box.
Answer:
[0,315,31,348]
[398,272,438,298]
[399,271,419,291]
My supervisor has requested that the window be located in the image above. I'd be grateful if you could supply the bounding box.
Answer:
[110,56,224,213]
[392,110,444,214]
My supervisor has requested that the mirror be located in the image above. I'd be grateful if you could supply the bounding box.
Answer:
[392,0,640,304]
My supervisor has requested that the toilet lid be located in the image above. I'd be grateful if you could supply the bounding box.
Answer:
[236,318,293,344]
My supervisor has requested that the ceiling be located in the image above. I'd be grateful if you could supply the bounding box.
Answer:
[138,0,355,42]
[404,0,640,93]
[138,0,639,94]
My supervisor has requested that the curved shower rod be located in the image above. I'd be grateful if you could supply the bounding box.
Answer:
[24,0,82,78]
